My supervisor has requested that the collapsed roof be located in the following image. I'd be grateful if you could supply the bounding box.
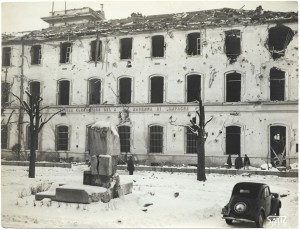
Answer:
[2,7,298,43]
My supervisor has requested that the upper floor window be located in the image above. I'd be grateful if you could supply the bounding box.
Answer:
[187,74,201,102]
[29,81,41,101]
[152,35,164,58]
[26,125,38,150]
[118,125,131,153]
[149,125,163,153]
[270,68,285,101]
[150,76,164,103]
[120,38,132,60]
[56,125,69,151]
[30,45,42,65]
[226,72,241,102]
[119,77,132,104]
[60,42,72,64]
[1,82,10,106]
[58,80,70,105]
[2,47,11,67]
[186,33,201,56]
[90,40,102,61]
[1,125,8,149]
[88,78,101,105]
[186,127,197,154]
[225,30,241,62]
[226,126,241,155]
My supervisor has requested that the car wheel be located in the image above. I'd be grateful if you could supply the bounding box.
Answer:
[276,208,280,216]
[225,219,233,225]
[255,212,264,228]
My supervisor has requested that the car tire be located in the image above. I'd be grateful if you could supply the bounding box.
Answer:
[225,219,233,225]
[255,212,264,228]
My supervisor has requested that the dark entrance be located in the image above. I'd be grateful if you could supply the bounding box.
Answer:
[226,126,241,155]
[270,126,286,167]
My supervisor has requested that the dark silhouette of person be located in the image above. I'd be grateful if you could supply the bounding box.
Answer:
[244,154,251,169]
[235,154,243,170]
[127,156,135,175]
[227,154,232,168]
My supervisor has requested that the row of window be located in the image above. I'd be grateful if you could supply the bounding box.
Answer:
[2,25,294,66]
[1,68,286,107]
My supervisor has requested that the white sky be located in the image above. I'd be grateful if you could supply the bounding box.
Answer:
[1,0,299,33]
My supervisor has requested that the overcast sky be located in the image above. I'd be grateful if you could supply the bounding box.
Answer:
[1,0,298,33]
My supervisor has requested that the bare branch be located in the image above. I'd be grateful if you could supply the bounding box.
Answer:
[6,109,15,125]
[204,116,213,127]
[11,93,29,114]
[39,106,50,112]
[38,109,64,132]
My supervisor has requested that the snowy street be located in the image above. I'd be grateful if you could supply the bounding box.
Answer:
[1,165,298,228]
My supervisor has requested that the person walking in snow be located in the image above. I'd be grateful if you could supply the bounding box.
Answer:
[227,154,232,168]
[127,155,135,175]
[235,154,243,170]
[244,154,251,170]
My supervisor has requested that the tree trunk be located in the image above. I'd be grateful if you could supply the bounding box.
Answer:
[28,122,36,178]
[197,133,206,181]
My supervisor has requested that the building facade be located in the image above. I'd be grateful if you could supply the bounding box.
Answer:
[1,7,298,167]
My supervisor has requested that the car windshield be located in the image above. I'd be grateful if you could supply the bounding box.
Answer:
[232,184,261,199]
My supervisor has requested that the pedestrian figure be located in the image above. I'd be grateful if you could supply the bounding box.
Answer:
[244,154,251,170]
[235,154,243,170]
[227,154,232,168]
[127,155,135,175]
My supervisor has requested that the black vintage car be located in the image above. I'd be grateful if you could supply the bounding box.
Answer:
[221,182,281,228]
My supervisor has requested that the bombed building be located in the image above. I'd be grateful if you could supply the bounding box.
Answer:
[1,6,298,167]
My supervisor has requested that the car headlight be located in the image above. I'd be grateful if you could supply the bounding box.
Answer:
[234,202,247,213]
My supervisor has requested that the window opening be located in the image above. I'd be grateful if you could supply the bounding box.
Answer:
[186,127,197,153]
[152,35,164,58]
[150,76,164,103]
[2,47,11,66]
[119,78,132,104]
[225,30,241,63]
[1,82,10,106]
[187,75,201,102]
[58,80,70,105]
[149,125,163,153]
[187,33,201,55]
[56,126,69,151]
[226,126,241,155]
[29,81,41,101]
[30,45,42,65]
[270,68,285,101]
[120,38,132,59]
[60,42,72,63]
[88,79,101,105]
[270,126,286,167]
[1,125,8,149]
[85,125,92,152]
[226,72,241,102]
[90,40,102,61]
[118,126,131,152]
[268,25,294,60]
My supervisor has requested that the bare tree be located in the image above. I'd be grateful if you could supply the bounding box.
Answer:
[170,97,212,181]
[13,91,63,178]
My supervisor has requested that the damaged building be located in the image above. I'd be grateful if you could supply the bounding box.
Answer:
[1,6,298,167]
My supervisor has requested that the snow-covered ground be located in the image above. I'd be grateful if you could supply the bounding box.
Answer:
[1,165,298,228]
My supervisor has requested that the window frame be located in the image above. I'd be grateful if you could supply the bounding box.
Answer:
[186,74,202,103]
[151,35,165,58]
[55,125,70,151]
[118,125,131,153]
[1,124,9,149]
[57,79,71,106]
[2,47,11,67]
[1,81,11,107]
[148,124,164,153]
[90,40,102,62]
[149,75,165,104]
[269,67,286,102]
[224,71,242,103]
[118,76,133,104]
[225,125,242,155]
[186,32,201,56]
[28,80,41,103]
[120,37,133,60]
[87,77,102,105]
[185,126,198,154]
[59,42,72,64]
[30,44,42,65]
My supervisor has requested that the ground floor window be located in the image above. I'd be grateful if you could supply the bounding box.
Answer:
[1,125,8,149]
[118,126,131,152]
[56,125,69,151]
[149,125,163,153]
[186,127,197,153]
[226,126,241,155]
[270,126,286,166]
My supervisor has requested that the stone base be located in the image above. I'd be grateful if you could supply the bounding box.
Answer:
[83,170,112,187]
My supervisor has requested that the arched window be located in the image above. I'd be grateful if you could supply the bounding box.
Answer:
[187,74,201,102]
[1,125,8,149]
[186,127,197,153]
[56,125,69,151]
[119,77,132,104]
[149,125,163,153]
[88,78,101,105]
[150,76,164,103]
[57,80,70,105]
[118,126,131,153]
[226,126,241,155]
[226,72,241,102]
[270,68,285,101]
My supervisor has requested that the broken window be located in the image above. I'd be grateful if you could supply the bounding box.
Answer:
[29,81,41,102]
[26,125,38,150]
[1,125,8,149]
[226,72,241,102]
[2,47,11,66]
[225,30,241,62]
[268,25,294,60]
[119,78,132,104]
[58,80,70,105]
[150,76,164,103]
[30,45,42,65]
[90,40,102,61]
[226,126,241,155]
[270,126,286,167]
[270,67,285,101]
[56,125,69,151]
[118,126,131,152]
[187,74,201,102]
[120,38,132,60]
[186,127,197,153]
[186,33,201,55]
[88,79,101,105]
[1,82,10,106]
[152,35,164,58]
[60,42,72,63]
[149,125,163,153]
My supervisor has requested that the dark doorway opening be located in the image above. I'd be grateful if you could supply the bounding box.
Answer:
[226,72,241,102]
[225,30,241,63]
[187,75,201,102]
[270,126,286,167]
[186,33,201,56]
[226,126,241,155]
[120,38,132,59]
[119,78,132,104]
[150,77,164,103]
[152,35,164,58]
[270,68,285,101]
